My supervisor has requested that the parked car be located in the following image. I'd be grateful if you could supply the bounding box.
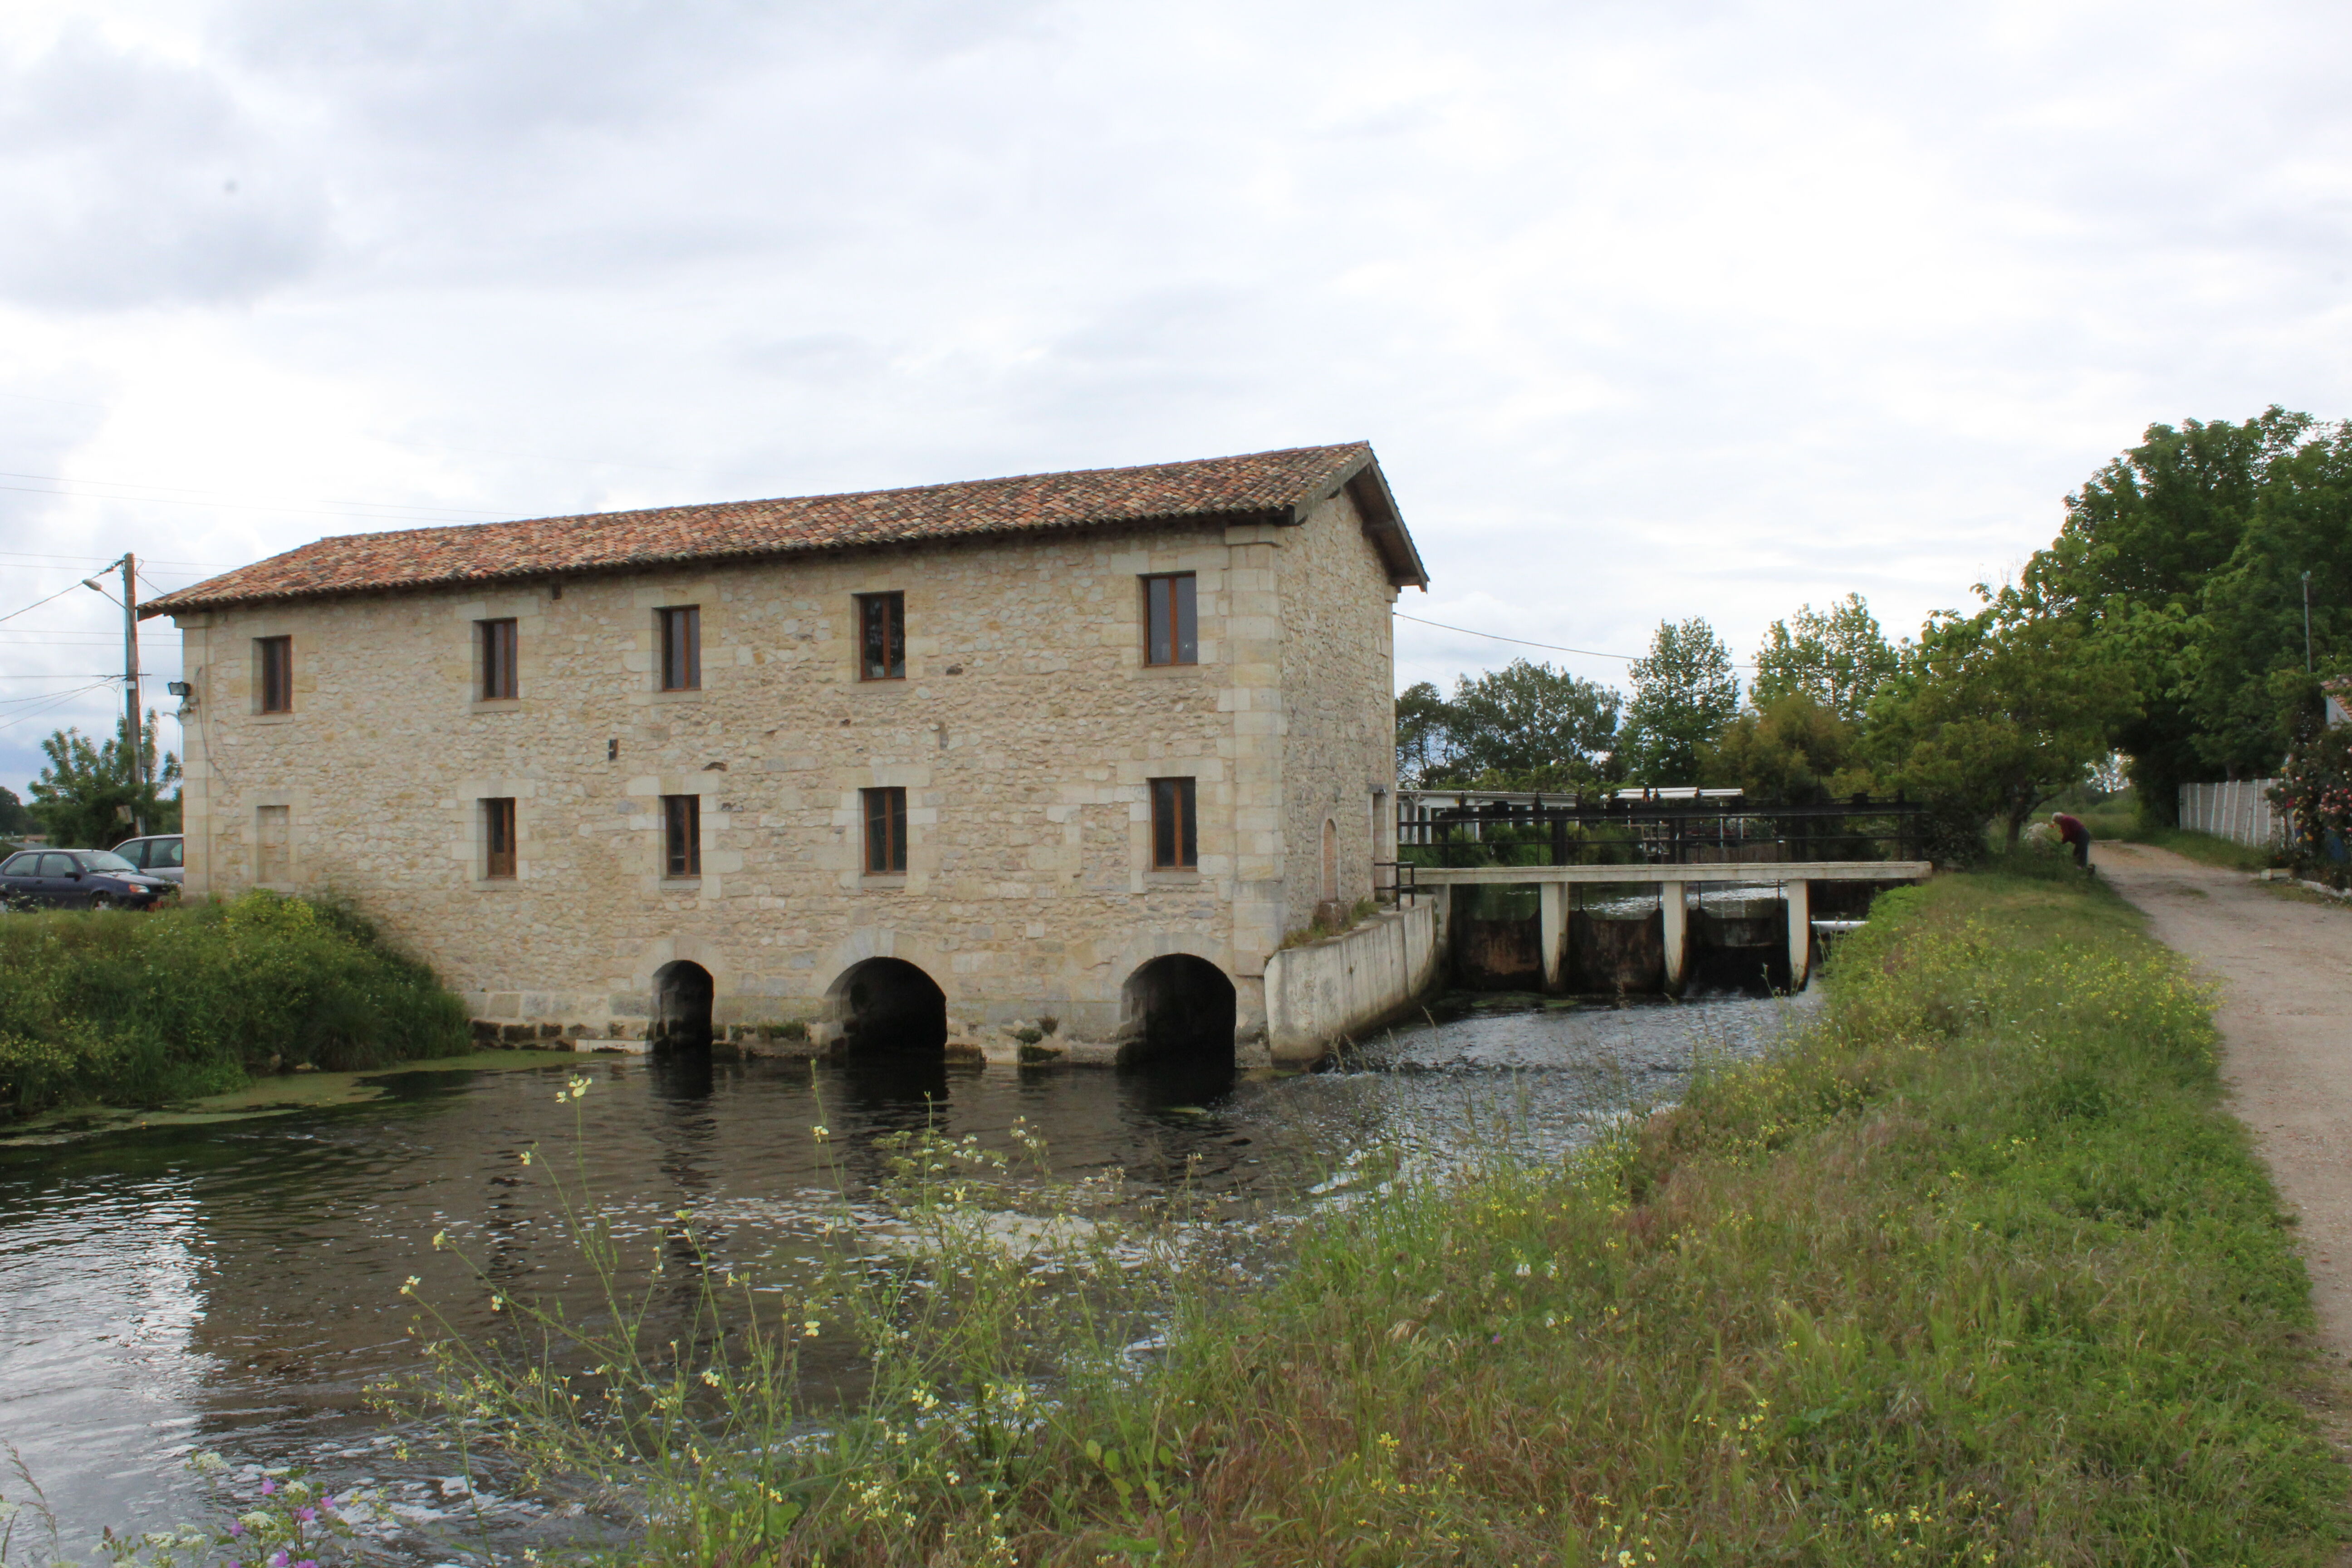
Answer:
[111,833,185,885]
[0,848,176,910]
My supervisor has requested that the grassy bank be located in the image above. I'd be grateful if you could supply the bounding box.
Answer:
[0,891,470,1119]
[405,868,2342,1566]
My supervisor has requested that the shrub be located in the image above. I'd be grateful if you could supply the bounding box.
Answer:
[0,891,469,1117]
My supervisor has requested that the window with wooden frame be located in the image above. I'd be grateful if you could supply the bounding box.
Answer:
[857,592,905,681]
[862,787,908,875]
[657,606,701,691]
[662,794,701,878]
[1143,574,1197,667]
[1149,777,1198,870]
[483,798,517,880]
[479,618,518,701]
[256,636,294,713]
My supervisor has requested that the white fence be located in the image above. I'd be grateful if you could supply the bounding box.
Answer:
[2178,779,2285,848]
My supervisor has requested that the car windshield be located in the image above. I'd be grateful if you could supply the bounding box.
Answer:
[78,851,137,872]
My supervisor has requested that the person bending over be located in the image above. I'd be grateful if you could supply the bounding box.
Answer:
[2051,811,2092,871]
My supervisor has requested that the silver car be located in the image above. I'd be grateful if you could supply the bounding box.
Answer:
[110,834,185,885]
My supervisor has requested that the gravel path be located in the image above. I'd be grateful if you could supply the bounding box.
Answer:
[2097,843,2352,1360]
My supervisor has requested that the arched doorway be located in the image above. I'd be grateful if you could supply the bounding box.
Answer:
[650,960,714,1053]
[1321,817,1340,904]
[830,957,948,1055]
[1120,955,1237,1069]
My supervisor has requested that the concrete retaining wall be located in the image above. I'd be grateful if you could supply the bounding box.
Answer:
[1262,899,1444,1064]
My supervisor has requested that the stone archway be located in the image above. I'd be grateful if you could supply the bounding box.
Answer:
[649,960,715,1053]
[1119,954,1237,1068]
[829,956,948,1055]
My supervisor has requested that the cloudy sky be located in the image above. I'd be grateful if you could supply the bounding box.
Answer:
[2,0,2349,797]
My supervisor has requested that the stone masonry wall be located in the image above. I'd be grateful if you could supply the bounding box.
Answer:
[172,513,1401,1057]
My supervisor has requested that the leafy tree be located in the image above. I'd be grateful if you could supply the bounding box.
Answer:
[1620,618,1739,784]
[1867,593,2136,848]
[1749,594,1898,721]
[0,786,34,839]
[2181,424,2352,775]
[2025,407,2314,813]
[1396,663,1621,790]
[1395,681,1456,787]
[29,713,181,848]
[1700,693,1873,803]
[1444,660,1619,785]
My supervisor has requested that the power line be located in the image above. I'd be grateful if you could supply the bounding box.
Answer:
[0,549,240,570]
[1393,611,1760,670]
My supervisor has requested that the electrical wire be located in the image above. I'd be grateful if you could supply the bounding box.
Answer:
[0,578,108,629]
[1394,611,1760,670]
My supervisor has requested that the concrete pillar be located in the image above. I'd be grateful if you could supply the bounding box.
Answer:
[1539,881,1567,991]
[1660,881,1688,992]
[1785,878,1811,990]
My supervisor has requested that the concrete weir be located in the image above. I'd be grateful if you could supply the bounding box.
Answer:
[1425,861,1931,995]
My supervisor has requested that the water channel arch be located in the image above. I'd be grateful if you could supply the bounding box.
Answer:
[1120,954,1237,1068]
[828,956,949,1054]
[648,960,715,1052]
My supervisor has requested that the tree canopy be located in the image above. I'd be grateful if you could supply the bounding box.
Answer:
[1395,662,1619,789]
[1620,618,1739,785]
[29,714,182,849]
[1749,594,1897,722]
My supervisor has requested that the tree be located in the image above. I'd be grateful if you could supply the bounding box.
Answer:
[0,786,34,839]
[1444,660,1620,786]
[1394,663,1621,789]
[29,713,182,848]
[2181,423,2352,776]
[2024,407,2314,813]
[1700,693,1873,803]
[1620,618,1739,784]
[1749,594,1898,721]
[1395,681,1456,787]
[1867,593,2136,848]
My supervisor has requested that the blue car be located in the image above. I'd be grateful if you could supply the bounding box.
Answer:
[0,848,175,910]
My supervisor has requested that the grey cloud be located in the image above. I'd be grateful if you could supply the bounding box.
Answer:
[0,29,329,309]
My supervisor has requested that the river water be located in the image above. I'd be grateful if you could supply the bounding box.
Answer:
[0,991,1813,1560]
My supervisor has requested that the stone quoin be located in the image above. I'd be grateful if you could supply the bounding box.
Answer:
[146,444,1429,1067]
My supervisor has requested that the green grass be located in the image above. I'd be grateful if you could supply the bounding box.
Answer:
[386,870,2343,1567]
[0,890,470,1118]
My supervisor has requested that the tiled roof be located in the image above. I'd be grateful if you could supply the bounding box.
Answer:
[145,442,1426,617]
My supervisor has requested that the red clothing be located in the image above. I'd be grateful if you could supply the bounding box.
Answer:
[2052,813,2089,846]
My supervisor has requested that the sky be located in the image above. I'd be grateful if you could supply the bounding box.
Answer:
[3,0,2350,798]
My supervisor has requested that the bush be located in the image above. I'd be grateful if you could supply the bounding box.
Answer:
[0,891,470,1117]
[2273,724,2352,883]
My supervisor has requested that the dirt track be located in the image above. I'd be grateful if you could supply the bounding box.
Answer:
[2097,843,2352,1360]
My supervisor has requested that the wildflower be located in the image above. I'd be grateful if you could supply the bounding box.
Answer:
[295,1506,317,1523]
[431,1229,447,1249]
[804,1320,821,1337]
[520,1150,534,1165]
[812,1125,831,1141]
[260,1479,277,1496]
[401,1275,420,1295]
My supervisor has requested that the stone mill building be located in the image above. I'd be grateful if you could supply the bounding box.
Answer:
[147,443,1430,1067]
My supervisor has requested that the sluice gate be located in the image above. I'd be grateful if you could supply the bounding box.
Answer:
[1394,791,1932,996]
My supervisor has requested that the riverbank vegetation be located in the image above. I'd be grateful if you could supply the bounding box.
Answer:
[0,891,469,1119]
[394,865,2342,1565]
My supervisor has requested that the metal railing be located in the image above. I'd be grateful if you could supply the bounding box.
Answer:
[1394,792,1927,870]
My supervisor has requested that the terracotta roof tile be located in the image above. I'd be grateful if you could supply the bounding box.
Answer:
[146,441,1425,617]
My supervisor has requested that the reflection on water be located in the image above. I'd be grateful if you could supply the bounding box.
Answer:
[0,992,1812,1557]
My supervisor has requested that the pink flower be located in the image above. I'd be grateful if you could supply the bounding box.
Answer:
[295,1506,317,1523]
[260,1478,276,1496]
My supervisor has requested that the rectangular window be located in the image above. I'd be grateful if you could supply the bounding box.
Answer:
[479,618,518,701]
[1149,777,1197,870]
[255,804,290,882]
[483,798,516,880]
[862,787,908,874]
[857,592,906,681]
[657,606,701,691]
[1143,574,1197,667]
[662,794,701,878]
[256,637,294,713]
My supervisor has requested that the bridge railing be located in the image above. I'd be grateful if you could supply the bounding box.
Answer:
[1394,793,1928,871]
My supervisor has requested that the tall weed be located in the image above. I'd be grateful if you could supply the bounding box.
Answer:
[0,891,469,1117]
[372,871,2341,1565]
